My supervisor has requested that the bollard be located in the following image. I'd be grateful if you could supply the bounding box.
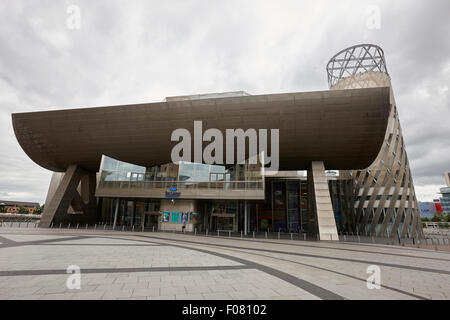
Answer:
[60,223,62,229]
[241,231,243,238]
[358,235,361,243]
[344,235,347,242]
[122,225,125,232]
[94,224,97,230]
[265,232,267,239]
[206,229,208,237]
[86,224,88,230]
[195,228,197,235]
[290,233,293,240]
[253,231,255,239]
[76,224,79,230]
[68,223,71,229]
[303,233,306,241]
[132,225,135,232]
[229,230,231,237]
[142,225,144,232]
[104,224,106,230]
[217,230,220,237]
[153,226,155,232]
[278,232,280,240]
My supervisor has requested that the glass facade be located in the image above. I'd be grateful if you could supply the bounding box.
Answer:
[440,187,450,215]
[98,155,356,235]
[99,155,263,191]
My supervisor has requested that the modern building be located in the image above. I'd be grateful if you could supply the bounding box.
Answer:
[444,171,450,187]
[439,187,450,215]
[327,44,422,238]
[11,44,423,240]
[418,202,439,218]
[0,200,40,214]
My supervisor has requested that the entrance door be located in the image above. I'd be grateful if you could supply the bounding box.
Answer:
[145,213,159,230]
[210,214,235,231]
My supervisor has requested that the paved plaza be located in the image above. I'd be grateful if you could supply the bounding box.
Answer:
[0,228,449,300]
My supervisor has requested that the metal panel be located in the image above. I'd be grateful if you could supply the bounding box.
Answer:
[328,44,423,239]
[12,88,390,173]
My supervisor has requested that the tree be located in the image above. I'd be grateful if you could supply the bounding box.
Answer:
[34,205,44,215]
[445,214,450,223]
[431,215,442,222]
[0,206,7,213]
[18,206,29,214]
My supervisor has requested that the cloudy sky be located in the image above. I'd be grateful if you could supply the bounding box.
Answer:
[0,0,449,204]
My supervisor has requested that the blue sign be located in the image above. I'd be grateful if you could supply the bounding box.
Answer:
[165,186,181,198]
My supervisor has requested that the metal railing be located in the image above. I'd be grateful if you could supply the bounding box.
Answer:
[98,180,264,191]
[2,222,448,251]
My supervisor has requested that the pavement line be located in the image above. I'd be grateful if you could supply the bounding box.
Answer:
[217,246,428,300]
[0,265,250,277]
[116,235,345,300]
[0,235,17,246]
[0,234,162,248]
[0,235,89,248]
[202,235,450,262]
[133,234,450,276]
[42,243,168,247]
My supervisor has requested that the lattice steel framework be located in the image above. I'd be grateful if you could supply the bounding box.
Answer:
[327,44,424,239]
[327,44,388,88]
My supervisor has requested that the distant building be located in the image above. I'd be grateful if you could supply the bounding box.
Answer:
[439,187,450,215]
[418,202,437,218]
[0,200,40,214]
[435,202,443,214]
[444,171,450,187]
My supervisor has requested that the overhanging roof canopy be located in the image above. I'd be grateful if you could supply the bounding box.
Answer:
[12,87,391,173]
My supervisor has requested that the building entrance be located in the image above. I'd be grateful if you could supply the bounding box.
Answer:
[209,200,238,232]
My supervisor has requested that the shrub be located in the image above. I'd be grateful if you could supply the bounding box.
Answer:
[431,215,442,222]
[18,206,29,214]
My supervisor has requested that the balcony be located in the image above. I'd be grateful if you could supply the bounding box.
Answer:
[96,180,265,200]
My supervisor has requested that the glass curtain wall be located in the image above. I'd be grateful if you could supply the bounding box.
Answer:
[99,155,262,187]
[256,180,306,233]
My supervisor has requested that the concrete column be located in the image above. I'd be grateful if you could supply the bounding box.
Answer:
[244,200,248,236]
[112,198,119,229]
[39,165,97,227]
[308,161,339,241]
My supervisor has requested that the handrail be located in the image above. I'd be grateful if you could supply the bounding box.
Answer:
[98,180,264,191]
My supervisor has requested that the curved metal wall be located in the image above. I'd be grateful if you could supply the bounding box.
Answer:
[328,44,424,239]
